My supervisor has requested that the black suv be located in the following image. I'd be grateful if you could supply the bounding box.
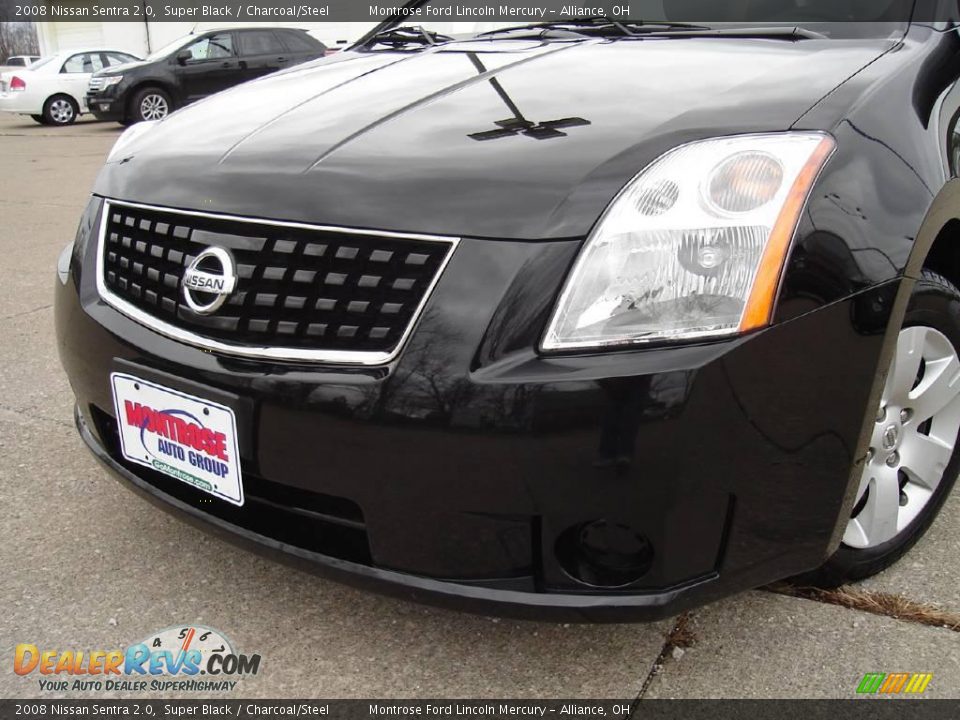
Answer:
[86,28,325,124]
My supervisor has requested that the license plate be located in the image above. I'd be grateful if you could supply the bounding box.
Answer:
[110,372,244,506]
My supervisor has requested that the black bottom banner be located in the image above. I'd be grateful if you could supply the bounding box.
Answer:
[3,700,960,720]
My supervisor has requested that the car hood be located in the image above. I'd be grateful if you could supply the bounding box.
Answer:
[96,58,150,76]
[95,37,893,240]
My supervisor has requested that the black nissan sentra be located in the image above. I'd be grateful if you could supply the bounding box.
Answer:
[55,2,960,620]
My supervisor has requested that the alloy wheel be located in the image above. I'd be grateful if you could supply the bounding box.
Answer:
[844,325,960,548]
[49,98,74,124]
[140,94,169,121]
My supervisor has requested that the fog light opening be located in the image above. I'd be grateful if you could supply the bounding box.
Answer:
[555,520,654,588]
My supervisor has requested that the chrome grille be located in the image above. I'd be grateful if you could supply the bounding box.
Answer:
[97,200,457,364]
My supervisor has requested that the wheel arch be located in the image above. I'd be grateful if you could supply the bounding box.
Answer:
[874,179,960,407]
[917,218,960,288]
[43,92,79,111]
[123,81,175,119]
[828,178,960,558]
[904,178,960,281]
[869,179,960,363]
[41,92,80,124]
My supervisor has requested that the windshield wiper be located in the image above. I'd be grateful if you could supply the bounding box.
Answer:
[635,25,828,40]
[364,25,454,49]
[477,18,711,39]
[476,20,823,41]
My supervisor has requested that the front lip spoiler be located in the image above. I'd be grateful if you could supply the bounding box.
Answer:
[75,405,713,622]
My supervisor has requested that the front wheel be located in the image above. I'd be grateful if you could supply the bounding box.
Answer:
[130,87,171,123]
[801,270,960,587]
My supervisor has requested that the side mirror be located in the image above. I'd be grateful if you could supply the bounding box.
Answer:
[175,50,191,65]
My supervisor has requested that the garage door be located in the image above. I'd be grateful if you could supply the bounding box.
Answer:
[49,22,104,52]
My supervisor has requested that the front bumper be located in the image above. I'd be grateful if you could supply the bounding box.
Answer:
[85,93,123,121]
[56,196,896,620]
[74,405,708,620]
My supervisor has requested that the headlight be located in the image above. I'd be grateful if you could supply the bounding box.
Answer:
[59,197,102,285]
[105,120,157,163]
[99,75,124,88]
[57,241,73,285]
[542,132,835,351]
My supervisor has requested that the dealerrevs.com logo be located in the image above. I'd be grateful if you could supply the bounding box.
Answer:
[15,625,261,693]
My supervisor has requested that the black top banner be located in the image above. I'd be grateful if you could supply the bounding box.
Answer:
[0,0,953,24]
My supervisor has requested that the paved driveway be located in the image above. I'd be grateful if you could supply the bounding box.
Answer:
[0,112,957,701]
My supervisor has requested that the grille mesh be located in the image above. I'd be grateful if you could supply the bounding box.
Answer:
[100,202,454,356]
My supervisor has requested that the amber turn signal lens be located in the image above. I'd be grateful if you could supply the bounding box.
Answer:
[739,136,836,332]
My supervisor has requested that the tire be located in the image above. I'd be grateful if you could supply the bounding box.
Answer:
[798,269,960,587]
[30,114,48,125]
[129,86,171,123]
[42,95,78,126]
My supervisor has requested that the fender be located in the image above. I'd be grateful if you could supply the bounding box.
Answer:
[903,177,960,279]
[125,80,178,116]
[827,178,960,553]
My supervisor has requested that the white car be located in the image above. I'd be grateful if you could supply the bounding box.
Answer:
[0,57,42,77]
[0,49,140,126]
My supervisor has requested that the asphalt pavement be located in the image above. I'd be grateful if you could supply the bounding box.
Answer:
[0,112,957,701]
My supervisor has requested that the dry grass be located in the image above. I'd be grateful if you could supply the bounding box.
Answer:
[665,611,698,649]
[637,612,699,698]
[768,582,960,631]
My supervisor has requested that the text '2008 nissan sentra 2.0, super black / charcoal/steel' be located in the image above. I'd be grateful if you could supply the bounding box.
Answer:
[55,0,960,620]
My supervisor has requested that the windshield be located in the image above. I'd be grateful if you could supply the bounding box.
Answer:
[640,0,914,38]
[145,34,194,62]
[366,0,914,42]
